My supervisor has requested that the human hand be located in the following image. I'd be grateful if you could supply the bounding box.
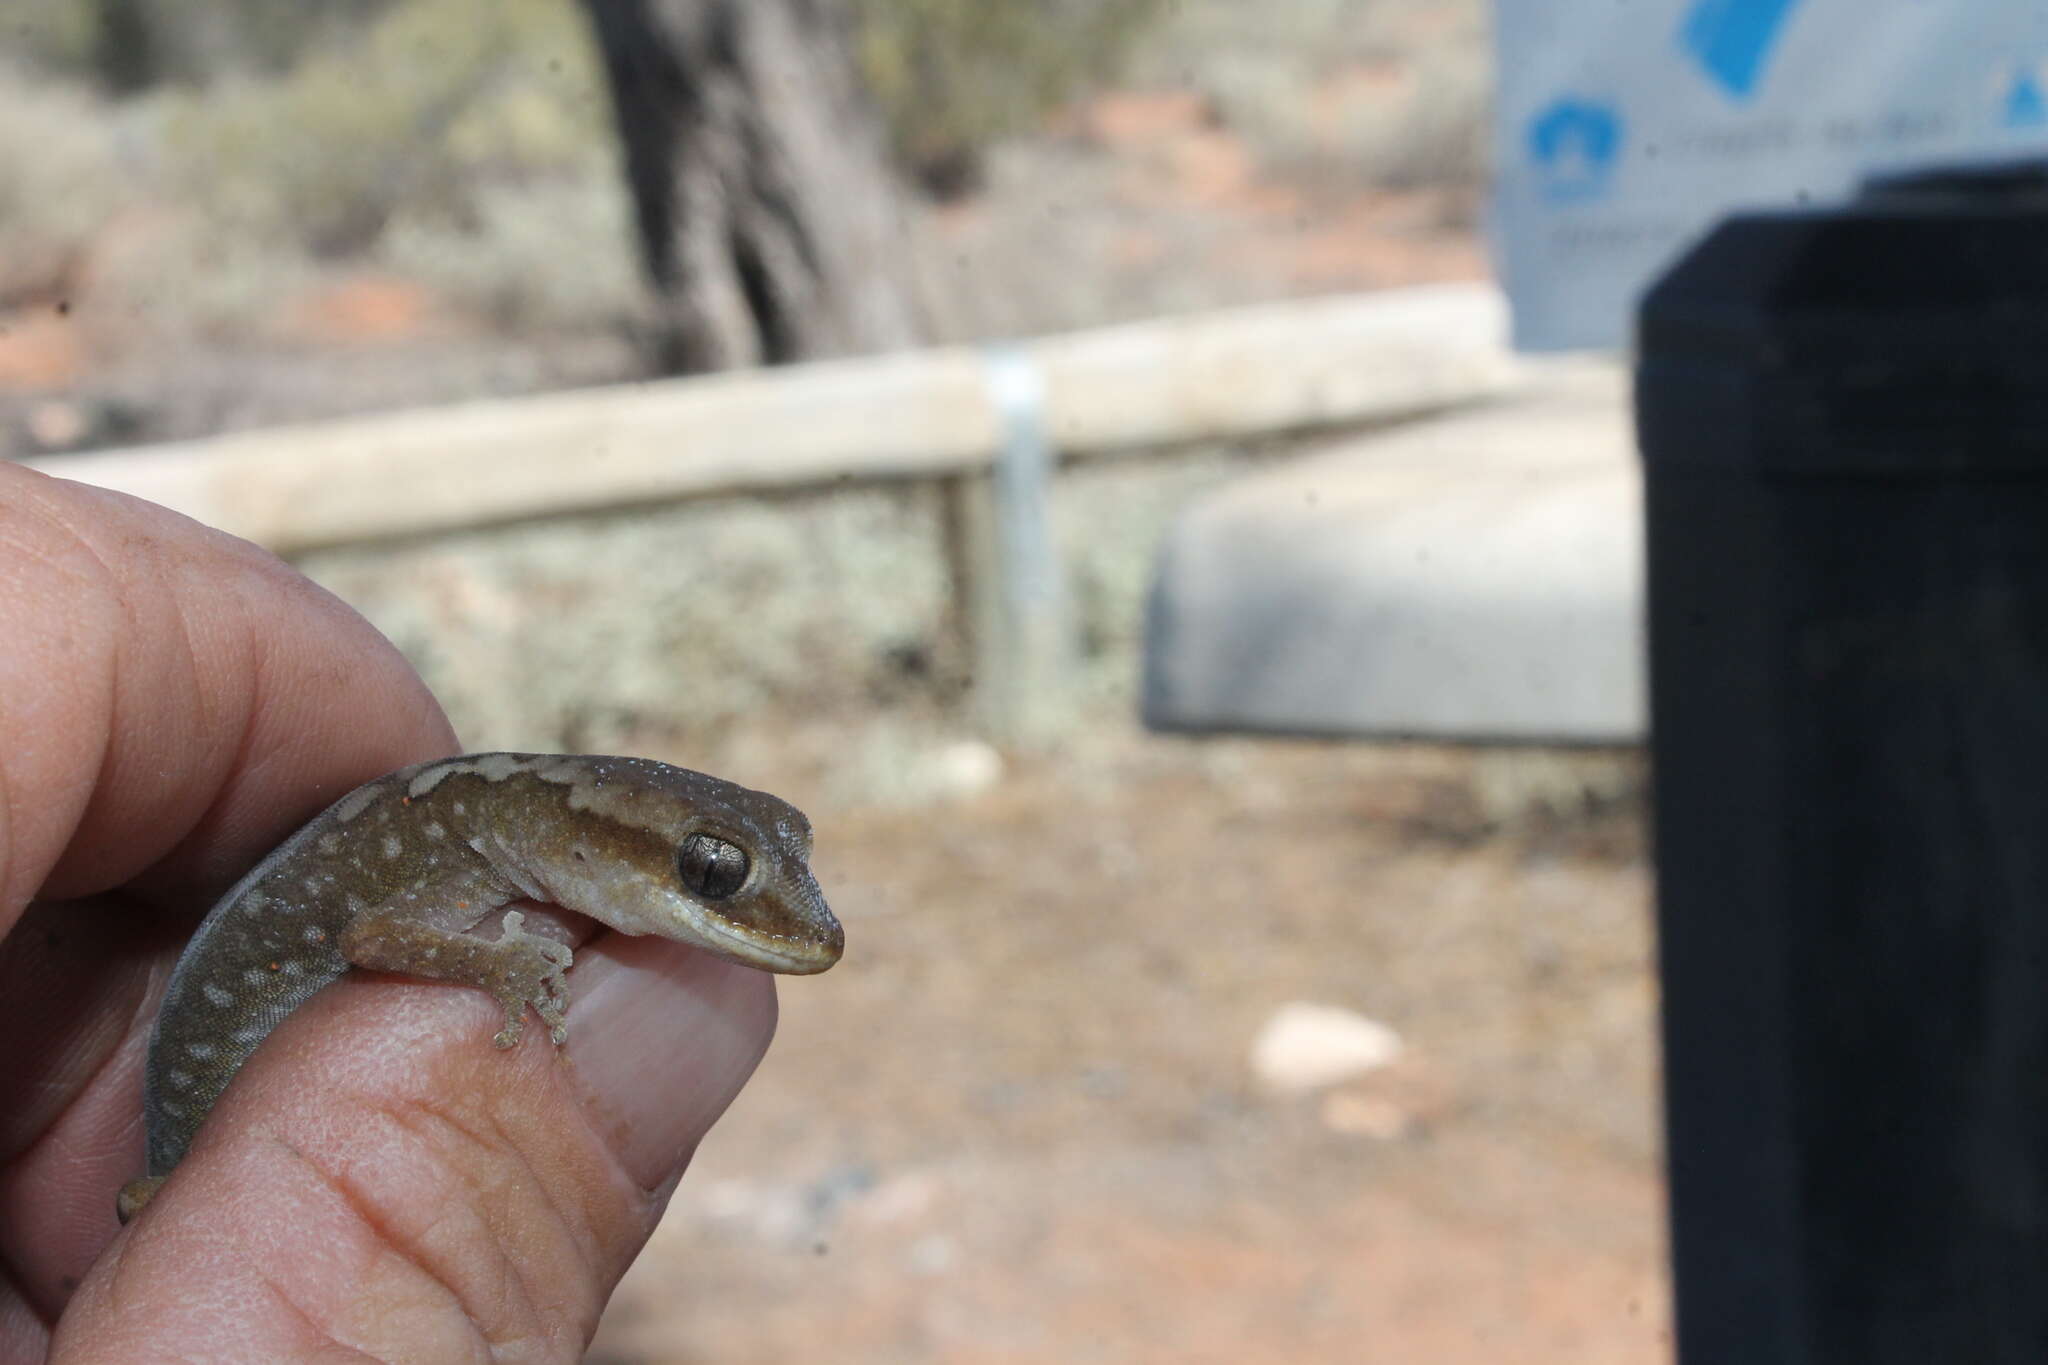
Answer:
[0,466,778,1362]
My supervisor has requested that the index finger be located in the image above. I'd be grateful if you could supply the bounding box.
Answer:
[0,463,457,922]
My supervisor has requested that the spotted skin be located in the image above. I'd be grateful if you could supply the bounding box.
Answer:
[119,753,842,1221]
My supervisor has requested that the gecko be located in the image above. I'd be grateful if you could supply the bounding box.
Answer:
[117,752,843,1223]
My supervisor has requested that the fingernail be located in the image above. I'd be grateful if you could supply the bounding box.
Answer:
[561,937,779,1191]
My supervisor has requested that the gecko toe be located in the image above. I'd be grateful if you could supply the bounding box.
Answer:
[117,1176,166,1224]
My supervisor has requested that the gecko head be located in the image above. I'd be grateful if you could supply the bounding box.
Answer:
[531,757,844,974]
[662,804,844,974]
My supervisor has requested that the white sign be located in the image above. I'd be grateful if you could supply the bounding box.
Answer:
[1491,0,2048,350]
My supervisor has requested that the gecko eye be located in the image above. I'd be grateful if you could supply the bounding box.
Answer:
[678,833,749,899]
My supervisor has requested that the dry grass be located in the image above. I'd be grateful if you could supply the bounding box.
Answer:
[0,62,130,306]
[1139,0,1490,205]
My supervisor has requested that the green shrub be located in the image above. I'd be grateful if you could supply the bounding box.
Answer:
[157,0,609,257]
[378,174,638,333]
[855,0,1165,196]
[4,0,101,77]
[1132,0,1489,205]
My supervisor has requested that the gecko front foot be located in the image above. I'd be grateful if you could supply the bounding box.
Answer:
[490,910,574,1048]
[341,906,577,1050]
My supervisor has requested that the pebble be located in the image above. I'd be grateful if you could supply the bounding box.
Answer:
[1250,1001,1404,1093]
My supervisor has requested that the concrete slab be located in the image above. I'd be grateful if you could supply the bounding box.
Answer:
[1141,362,1642,742]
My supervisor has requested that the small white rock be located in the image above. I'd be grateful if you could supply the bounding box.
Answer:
[925,739,1005,798]
[1251,1002,1404,1094]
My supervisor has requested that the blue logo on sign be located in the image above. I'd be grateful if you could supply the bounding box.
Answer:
[1679,0,1804,100]
[2001,67,2048,128]
[1528,98,1624,203]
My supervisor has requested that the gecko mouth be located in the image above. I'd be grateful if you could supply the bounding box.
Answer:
[685,904,844,974]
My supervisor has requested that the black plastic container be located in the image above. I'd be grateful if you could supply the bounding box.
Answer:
[1639,162,2048,1363]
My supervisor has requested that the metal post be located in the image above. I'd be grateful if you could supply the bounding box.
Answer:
[958,344,1068,746]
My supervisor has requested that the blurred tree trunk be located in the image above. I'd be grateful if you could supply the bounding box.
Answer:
[579,0,927,373]
[95,0,159,94]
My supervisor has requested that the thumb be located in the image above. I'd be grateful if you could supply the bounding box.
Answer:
[53,934,776,1363]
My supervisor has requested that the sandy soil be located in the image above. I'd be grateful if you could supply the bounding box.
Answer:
[584,735,1669,1364]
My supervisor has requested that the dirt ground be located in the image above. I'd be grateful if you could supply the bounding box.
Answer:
[582,734,1669,1364]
